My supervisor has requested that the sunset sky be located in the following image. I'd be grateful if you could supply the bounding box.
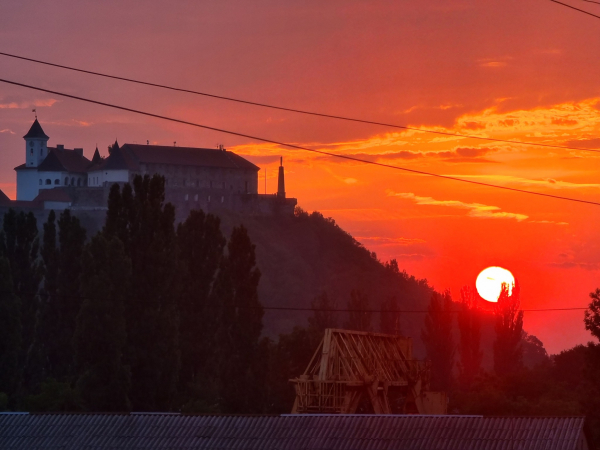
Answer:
[1,0,600,354]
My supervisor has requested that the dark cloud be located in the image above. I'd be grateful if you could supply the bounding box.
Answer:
[312,146,498,165]
[240,154,281,165]
[563,138,600,149]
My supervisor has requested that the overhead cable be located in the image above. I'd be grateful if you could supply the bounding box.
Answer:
[2,77,600,207]
[549,0,600,18]
[0,50,598,154]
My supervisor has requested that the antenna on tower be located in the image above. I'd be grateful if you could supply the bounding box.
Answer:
[32,109,37,119]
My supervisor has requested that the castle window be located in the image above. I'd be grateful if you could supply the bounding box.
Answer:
[40,148,43,155]
[54,179,59,185]
[30,148,33,155]
[77,178,82,187]
[65,178,68,185]
[208,195,211,202]
[184,194,189,201]
[71,177,75,186]
[45,179,51,185]
[39,179,42,185]
[194,194,198,202]
[221,196,224,203]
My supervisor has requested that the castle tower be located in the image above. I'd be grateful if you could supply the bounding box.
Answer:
[23,119,49,168]
[277,157,286,198]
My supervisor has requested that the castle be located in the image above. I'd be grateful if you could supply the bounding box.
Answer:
[2,119,296,218]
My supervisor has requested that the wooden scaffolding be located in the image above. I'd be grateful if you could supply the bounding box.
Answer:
[290,328,447,414]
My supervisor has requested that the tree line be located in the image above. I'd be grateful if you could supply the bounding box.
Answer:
[0,175,264,412]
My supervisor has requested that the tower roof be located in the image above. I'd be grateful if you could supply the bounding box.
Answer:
[23,119,49,140]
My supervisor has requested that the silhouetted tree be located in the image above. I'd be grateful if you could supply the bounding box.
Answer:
[74,234,131,411]
[214,225,263,412]
[0,257,21,404]
[493,282,524,376]
[38,210,86,381]
[2,210,42,392]
[422,290,455,391]
[584,288,600,340]
[108,175,180,411]
[457,286,482,388]
[176,209,226,399]
[308,292,337,340]
[345,289,372,331]
[380,296,401,335]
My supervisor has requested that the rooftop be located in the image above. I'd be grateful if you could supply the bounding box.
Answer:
[89,144,260,172]
[0,413,587,450]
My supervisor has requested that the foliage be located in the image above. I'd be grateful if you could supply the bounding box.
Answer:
[422,290,455,390]
[380,296,401,335]
[213,225,264,412]
[457,286,482,388]
[176,209,225,395]
[345,289,372,331]
[0,257,21,404]
[584,288,600,340]
[74,234,131,411]
[493,282,524,376]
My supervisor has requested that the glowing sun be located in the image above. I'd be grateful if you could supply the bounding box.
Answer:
[475,266,515,302]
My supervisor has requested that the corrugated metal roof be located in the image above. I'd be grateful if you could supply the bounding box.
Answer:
[0,414,586,450]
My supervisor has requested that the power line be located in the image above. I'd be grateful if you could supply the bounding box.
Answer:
[580,0,600,5]
[21,290,590,313]
[2,78,600,207]
[0,50,598,154]
[549,0,600,19]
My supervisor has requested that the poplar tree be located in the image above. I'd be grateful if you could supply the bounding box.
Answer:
[380,296,401,335]
[457,286,482,388]
[345,289,372,331]
[74,234,131,411]
[493,282,524,376]
[176,209,225,394]
[38,211,58,380]
[422,290,455,391]
[2,210,42,390]
[0,256,21,404]
[104,175,180,411]
[214,225,263,412]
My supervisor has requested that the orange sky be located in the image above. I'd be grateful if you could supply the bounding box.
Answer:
[1,0,600,353]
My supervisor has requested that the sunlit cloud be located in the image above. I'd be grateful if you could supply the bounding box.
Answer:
[389,191,529,221]
[357,236,426,246]
[0,98,58,109]
[0,129,14,134]
[448,174,600,190]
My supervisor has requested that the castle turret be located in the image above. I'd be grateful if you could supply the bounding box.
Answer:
[23,119,49,168]
[277,157,286,198]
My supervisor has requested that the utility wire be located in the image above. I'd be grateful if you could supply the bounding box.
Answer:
[549,0,600,19]
[581,0,600,5]
[19,290,589,313]
[0,50,598,154]
[2,78,600,207]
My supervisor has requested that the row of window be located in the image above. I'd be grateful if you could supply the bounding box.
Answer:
[39,177,84,186]
[184,194,225,203]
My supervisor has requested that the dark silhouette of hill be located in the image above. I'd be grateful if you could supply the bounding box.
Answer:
[217,208,435,355]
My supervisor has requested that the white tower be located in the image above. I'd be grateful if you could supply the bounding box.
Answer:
[23,119,49,167]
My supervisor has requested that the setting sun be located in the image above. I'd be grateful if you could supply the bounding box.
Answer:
[476,266,515,302]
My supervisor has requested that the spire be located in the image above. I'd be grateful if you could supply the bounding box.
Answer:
[277,156,286,199]
[23,118,49,140]
[91,146,102,164]
[108,139,119,155]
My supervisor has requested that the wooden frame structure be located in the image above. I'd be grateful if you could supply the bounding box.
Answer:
[290,328,446,414]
